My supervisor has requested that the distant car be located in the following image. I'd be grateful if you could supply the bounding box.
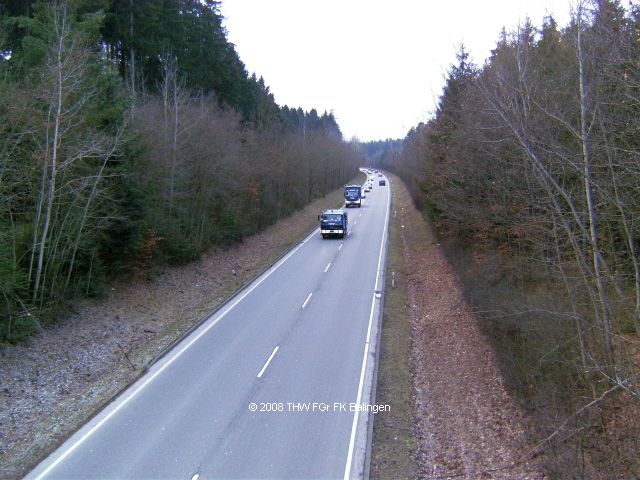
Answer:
[364,186,371,192]
[379,179,386,186]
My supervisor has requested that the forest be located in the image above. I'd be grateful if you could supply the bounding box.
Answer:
[366,0,639,476]
[0,0,360,342]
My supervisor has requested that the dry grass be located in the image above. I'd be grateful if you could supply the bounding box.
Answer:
[369,179,419,480]
[376,174,544,479]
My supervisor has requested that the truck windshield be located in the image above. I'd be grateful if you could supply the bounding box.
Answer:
[322,214,343,222]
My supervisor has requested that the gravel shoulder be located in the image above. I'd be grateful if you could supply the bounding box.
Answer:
[382,175,545,479]
[0,187,349,479]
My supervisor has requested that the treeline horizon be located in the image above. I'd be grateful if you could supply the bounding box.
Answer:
[0,0,361,342]
[367,0,639,476]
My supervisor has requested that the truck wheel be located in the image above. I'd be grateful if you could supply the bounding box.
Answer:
[322,234,327,239]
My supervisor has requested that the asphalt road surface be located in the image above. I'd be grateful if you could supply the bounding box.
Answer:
[28,172,391,480]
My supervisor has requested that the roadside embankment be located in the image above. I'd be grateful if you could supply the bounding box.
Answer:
[371,174,544,479]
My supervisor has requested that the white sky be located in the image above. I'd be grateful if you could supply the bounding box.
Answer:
[219,0,573,142]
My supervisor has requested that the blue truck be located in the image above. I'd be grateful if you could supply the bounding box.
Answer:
[319,209,348,239]
[344,185,362,208]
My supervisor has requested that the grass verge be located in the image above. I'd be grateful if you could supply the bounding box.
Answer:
[369,175,418,479]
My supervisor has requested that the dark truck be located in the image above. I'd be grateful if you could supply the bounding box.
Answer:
[319,209,348,239]
[344,185,362,208]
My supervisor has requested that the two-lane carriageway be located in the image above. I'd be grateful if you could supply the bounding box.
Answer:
[28,173,391,480]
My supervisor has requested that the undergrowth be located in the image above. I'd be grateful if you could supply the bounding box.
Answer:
[438,238,640,479]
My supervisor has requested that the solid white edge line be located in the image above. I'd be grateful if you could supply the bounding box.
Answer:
[324,262,331,273]
[343,177,390,480]
[302,292,313,309]
[257,346,279,378]
[31,227,320,480]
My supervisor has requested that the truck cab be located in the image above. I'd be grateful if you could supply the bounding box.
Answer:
[344,185,362,208]
[319,209,348,239]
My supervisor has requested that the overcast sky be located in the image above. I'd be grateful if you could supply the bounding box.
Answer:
[219,0,574,142]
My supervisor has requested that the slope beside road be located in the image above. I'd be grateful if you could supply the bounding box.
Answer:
[25,174,390,479]
[370,174,545,479]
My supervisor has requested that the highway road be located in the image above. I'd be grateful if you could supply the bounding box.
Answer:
[28,171,391,480]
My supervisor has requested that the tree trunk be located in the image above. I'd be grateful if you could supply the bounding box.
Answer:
[65,128,122,290]
[129,0,135,98]
[577,10,614,363]
[32,7,67,303]
[169,74,178,215]
[29,108,52,282]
